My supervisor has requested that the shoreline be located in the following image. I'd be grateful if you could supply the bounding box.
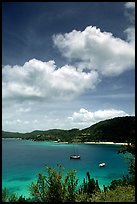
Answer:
[2,138,131,145]
[2,137,22,140]
[83,141,131,145]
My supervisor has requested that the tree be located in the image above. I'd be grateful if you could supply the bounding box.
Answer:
[80,171,100,195]
[2,188,18,202]
[118,143,135,181]
[118,143,135,156]
[63,169,78,202]
[30,164,79,202]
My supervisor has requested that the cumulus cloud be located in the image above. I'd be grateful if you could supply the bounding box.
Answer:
[2,3,135,133]
[68,108,129,128]
[2,58,99,102]
[125,2,135,9]
[124,2,135,50]
[53,26,135,76]
[124,27,135,45]
[124,2,135,24]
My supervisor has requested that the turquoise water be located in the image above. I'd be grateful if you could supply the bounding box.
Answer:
[2,139,129,198]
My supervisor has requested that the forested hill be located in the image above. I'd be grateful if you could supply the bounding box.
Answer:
[2,116,135,143]
[80,116,135,143]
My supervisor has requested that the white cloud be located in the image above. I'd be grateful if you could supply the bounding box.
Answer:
[53,26,135,76]
[68,108,129,128]
[16,119,21,123]
[16,107,31,113]
[124,2,135,45]
[2,58,99,103]
[124,2,135,23]
[3,119,29,125]
[125,2,135,9]
[24,121,30,125]
[124,27,135,45]
[33,119,38,124]
[2,4,135,133]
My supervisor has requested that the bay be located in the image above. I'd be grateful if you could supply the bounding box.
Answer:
[2,138,129,198]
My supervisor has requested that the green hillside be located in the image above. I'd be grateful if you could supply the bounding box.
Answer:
[2,116,135,143]
[80,116,135,143]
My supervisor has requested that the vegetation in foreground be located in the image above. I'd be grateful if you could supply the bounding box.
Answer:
[2,166,135,202]
[2,144,135,202]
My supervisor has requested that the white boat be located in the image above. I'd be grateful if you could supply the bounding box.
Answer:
[70,155,80,159]
[70,142,80,159]
[99,162,105,167]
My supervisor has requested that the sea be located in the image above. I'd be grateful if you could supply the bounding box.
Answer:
[2,138,130,198]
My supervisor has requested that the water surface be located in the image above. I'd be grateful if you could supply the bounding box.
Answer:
[2,139,129,198]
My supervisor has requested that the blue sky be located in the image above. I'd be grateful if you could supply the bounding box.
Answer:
[2,2,135,132]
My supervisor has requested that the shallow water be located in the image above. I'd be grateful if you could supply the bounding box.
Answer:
[2,139,129,198]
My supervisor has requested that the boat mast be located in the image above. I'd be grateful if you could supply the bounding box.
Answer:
[73,143,76,155]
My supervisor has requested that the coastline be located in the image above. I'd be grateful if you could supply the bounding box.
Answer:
[2,137,22,140]
[84,141,131,145]
[2,138,131,145]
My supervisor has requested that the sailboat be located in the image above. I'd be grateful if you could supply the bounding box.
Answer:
[70,142,80,159]
[99,162,105,167]
[70,155,80,159]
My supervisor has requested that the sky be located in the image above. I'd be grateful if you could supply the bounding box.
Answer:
[2,2,135,133]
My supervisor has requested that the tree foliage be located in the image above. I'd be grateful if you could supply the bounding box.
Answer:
[30,164,79,202]
[2,188,18,202]
[118,143,135,185]
[88,185,135,202]
[79,172,100,196]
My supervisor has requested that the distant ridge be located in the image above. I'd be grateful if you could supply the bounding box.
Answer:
[2,116,135,143]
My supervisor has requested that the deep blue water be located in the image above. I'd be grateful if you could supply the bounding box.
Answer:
[2,139,129,198]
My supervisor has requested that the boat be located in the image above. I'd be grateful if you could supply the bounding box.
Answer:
[99,162,105,167]
[70,142,81,159]
[70,155,80,159]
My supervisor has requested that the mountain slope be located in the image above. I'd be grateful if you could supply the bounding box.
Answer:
[80,116,135,143]
[2,116,135,143]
